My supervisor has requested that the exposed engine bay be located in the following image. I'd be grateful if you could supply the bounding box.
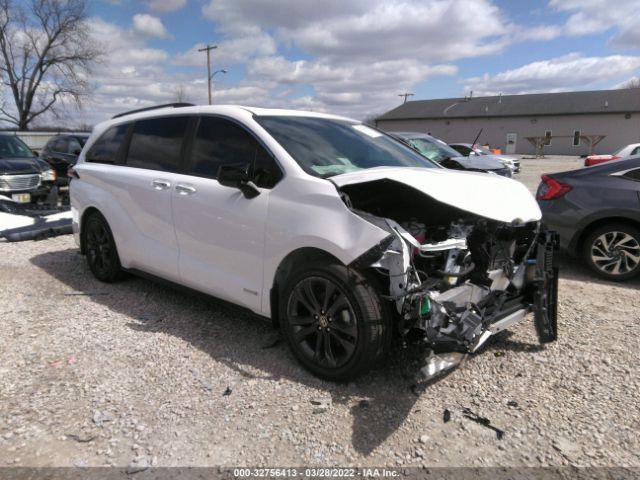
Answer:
[341,178,558,355]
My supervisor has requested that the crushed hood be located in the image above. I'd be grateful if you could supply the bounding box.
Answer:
[331,167,541,223]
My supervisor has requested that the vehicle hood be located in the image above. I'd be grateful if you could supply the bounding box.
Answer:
[0,157,47,174]
[449,155,505,170]
[331,166,541,223]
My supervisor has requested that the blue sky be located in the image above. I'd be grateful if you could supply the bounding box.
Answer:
[72,0,640,125]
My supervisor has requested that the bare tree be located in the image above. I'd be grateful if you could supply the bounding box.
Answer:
[0,0,101,130]
[620,77,640,89]
[173,84,189,103]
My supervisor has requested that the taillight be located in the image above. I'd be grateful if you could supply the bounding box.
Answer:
[585,155,619,167]
[536,174,572,200]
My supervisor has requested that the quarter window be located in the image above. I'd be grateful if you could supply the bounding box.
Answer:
[126,117,189,172]
[623,168,640,181]
[85,124,129,164]
[190,117,282,188]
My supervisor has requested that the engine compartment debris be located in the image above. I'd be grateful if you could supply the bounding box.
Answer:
[461,407,505,439]
[342,179,558,357]
[0,198,72,242]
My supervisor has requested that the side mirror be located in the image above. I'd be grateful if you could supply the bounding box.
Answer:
[32,150,39,157]
[73,148,82,155]
[217,165,260,199]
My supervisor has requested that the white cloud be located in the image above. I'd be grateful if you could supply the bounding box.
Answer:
[202,0,510,64]
[462,53,640,95]
[132,14,170,39]
[141,0,187,15]
[549,0,640,45]
[174,34,277,67]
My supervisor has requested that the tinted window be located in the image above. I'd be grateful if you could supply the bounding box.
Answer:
[86,124,129,164]
[54,138,68,153]
[0,135,35,158]
[256,116,436,178]
[126,117,189,172]
[631,147,640,156]
[623,168,640,181]
[453,145,472,155]
[190,117,282,188]
[68,137,83,154]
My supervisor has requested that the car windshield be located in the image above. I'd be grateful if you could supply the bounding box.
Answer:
[403,137,461,163]
[0,135,35,158]
[475,146,492,155]
[255,116,438,178]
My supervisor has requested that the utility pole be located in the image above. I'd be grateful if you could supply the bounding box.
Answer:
[198,44,217,105]
[398,92,414,103]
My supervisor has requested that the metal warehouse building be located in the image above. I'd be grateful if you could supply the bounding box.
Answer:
[375,89,640,156]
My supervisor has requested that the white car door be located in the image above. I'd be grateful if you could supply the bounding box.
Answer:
[110,116,190,281]
[171,116,283,312]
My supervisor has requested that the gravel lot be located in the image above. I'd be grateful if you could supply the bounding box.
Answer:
[1,156,639,470]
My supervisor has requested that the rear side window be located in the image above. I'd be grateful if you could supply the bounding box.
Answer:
[623,169,640,181]
[126,117,189,172]
[86,124,129,164]
[54,138,68,153]
[190,117,282,188]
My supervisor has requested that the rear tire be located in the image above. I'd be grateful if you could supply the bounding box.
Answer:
[280,261,391,381]
[582,223,640,281]
[84,212,125,283]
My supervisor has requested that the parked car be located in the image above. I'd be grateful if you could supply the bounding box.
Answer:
[41,134,90,191]
[584,143,640,167]
[389,132,513,177]
[71,104,558,380]
[449,142,521,173]
[537,157,640,281]
[0,134,56,204]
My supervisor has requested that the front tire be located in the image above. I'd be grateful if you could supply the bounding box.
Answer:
[280,262,390,381]
[582,223,640,281]
[84,212,125,283]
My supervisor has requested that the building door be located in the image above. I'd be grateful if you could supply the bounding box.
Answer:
[506,133,517,154]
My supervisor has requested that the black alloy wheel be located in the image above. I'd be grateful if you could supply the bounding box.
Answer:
[281,262,390,381]
[85,212,124,282]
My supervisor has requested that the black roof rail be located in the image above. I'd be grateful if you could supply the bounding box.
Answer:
[111,103,195,120]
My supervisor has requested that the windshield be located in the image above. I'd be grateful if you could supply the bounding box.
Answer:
[475,146,492,155]
[403,137,461,163]
[255,116,438,178]
[0,135,35,158]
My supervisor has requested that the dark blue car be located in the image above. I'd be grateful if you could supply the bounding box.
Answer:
[537,157,640,281]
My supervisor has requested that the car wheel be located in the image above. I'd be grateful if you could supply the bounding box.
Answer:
[84,212,125,283]
[582,223,640,281]
[280,262,390,381]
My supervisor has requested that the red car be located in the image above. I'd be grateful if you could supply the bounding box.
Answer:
[584,143,640,166]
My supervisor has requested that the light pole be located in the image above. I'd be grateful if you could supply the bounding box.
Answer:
[198,44,217,105]
[210,69,227,103]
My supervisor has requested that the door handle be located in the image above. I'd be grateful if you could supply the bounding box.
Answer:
[152,179,171,190]
[175,184,196,195]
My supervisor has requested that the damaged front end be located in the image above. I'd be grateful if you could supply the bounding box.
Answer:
[342,175,559,360]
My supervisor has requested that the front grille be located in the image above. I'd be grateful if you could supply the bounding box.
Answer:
[495,168,513,178]
[0,173,41,192]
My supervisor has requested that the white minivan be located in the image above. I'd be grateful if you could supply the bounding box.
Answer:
[70,104,558,381]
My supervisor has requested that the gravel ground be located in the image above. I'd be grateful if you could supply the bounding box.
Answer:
[1,156,639,470]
